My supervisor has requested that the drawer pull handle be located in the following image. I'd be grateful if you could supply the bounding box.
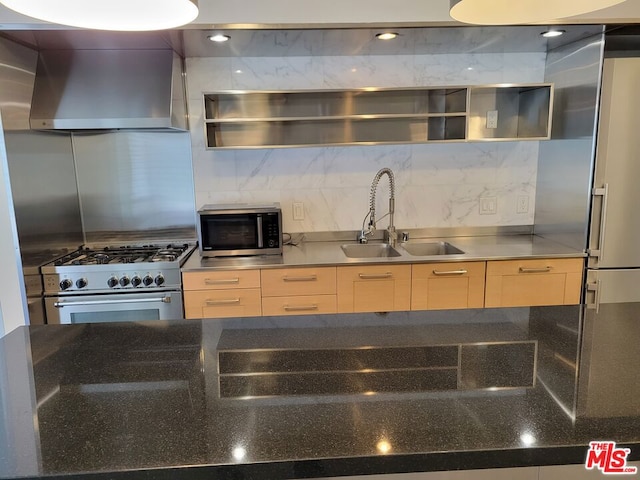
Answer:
[358,273,393,279]
[283,275,317,282]
[283,304,319,312]
[433,269,468,276]
[519,266,552,273]
[204,278,240,285]
[205,298,240,306]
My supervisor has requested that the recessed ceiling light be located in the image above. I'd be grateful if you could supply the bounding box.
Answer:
[376,32,399,40]
[0,0,198,31]
[541,30,566,38]
[208,34,231,43]
[449,0,625,25]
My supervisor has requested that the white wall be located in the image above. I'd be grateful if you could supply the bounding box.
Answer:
[186,51,545,233]
[0,114,28,336]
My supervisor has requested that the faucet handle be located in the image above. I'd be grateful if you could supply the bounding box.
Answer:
[385,227,398,248]
[401,231,409,242]
[357,230,369,244]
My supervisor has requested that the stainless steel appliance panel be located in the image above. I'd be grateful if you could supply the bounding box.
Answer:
[535,32,605,251]
[588,57,640,269]
[578,302,640,418]
[45,291,183,325]
[72,131,196,243]
[585,269,640,308]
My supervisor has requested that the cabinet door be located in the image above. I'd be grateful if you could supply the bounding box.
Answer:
[485,258,583,307]
[182,270,260,291]
[261,267,336,297]
[337,265,411,313]
[184,289,262,319]
[411,262,486,310]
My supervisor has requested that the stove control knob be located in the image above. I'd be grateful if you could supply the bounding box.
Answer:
[107,276,118,288]
[131,276,142,287]
[76,278,88,289]
[60,278,73,290]
[119,276,130,287]
[143,275,154,286]
[154,274,165,286]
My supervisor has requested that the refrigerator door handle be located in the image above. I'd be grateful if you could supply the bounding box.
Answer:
[589,184,609,261]
[586,280,602,313]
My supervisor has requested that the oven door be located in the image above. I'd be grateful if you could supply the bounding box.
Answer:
[45,291,184,324]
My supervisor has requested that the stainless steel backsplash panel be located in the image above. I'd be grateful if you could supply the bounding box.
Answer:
[72,131,196,244]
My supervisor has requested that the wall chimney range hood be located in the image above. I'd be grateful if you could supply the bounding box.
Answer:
[30,49,188,131]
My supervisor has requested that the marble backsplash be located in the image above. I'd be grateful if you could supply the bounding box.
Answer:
[186,52,545,233]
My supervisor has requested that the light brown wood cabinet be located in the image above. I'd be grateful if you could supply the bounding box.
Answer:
[182,256,584,319]
[261,267,337,316]
[183,269,262,319]
[411,261,486,311]
[484,258,583,308]
[337,264,411,313]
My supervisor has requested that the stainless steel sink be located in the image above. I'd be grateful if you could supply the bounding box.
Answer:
[341,243,402,258]
[401,241,464,256]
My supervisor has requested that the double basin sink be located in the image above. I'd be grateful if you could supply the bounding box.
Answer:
[341,241,464,259]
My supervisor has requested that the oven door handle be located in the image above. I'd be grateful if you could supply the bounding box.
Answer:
[54,296,172,308]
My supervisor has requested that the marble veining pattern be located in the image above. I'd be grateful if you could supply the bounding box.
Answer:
[186,51,545,232]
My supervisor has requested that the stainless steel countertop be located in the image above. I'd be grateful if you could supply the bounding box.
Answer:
[181,233,586,271]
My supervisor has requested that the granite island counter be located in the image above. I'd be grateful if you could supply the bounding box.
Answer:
[0,305,639,480]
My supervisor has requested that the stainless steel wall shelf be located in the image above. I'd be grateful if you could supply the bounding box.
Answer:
[203,84,552,149]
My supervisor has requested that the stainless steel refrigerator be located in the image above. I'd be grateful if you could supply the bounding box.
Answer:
[586,56,640,307]
[578,56,640,418]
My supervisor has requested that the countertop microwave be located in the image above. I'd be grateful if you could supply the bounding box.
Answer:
[197,203,283,257]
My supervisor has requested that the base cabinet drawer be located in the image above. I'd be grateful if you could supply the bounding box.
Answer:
[261,267,336,297]
[337,265,411,313]
[485,258,583,307]
[262,295,337,316]
[182,270,260,291]
[184,288,262,319]
[411,262,486,310]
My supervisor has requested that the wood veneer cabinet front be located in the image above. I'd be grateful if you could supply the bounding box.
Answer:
[337,265,411,313]
[412,261,486,310]
[261,267,337,316]
[183,269,262,319]
[484,258,583,308]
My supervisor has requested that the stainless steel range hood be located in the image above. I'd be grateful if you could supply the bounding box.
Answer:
[29,49,188,131]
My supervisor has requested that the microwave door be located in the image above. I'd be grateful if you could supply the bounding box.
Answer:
[206,215,259,251]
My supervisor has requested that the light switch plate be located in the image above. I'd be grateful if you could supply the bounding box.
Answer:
[479,196,497,215]
[293,202,305,220]
[486,110,498,129]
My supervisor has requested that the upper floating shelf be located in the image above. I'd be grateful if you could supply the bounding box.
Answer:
[203,84,553,149]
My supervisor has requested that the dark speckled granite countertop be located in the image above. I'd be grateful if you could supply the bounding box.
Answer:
[1,305,639,480]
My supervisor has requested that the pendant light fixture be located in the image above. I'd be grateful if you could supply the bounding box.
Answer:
[0,0,199,31]
[449,0,626,25]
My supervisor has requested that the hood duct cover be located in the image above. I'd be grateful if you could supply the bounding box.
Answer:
[30,49,187,131]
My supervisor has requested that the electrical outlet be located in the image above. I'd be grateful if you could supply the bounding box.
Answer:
[517,195,529,214]
[293,202,305,221]
[479,196,497,215]
[486,110,498,129]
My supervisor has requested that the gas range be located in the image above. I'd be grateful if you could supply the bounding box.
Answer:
[42,243,196,294]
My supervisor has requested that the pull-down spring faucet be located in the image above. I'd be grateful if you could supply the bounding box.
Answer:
[358,167,397,247]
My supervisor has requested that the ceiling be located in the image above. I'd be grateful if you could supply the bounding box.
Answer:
[0,0,639,29]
